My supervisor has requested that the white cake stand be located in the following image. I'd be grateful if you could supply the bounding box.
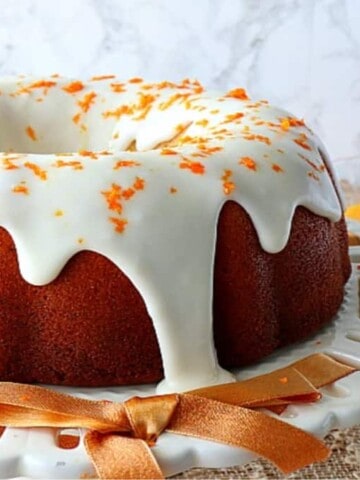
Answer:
[4,255,360,479]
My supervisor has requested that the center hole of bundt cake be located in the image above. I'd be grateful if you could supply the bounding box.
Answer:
[0,125,114,156]
[0,98,193,155]
[0,105,116,155]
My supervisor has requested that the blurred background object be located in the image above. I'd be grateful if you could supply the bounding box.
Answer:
[334,158,360,245]
[0,0,359,162]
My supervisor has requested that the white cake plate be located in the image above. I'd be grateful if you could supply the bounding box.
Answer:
[4,255,360,479]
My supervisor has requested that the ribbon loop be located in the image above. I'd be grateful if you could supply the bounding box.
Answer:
[124,394,179,445]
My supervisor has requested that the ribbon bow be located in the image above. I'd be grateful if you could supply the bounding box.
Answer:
[0,353,355,479]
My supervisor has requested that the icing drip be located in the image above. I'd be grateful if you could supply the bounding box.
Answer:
[0,76,341,392]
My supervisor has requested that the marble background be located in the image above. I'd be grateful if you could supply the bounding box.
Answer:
[0,0,359,161]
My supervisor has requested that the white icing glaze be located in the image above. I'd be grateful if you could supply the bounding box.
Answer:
[0,76,341,393]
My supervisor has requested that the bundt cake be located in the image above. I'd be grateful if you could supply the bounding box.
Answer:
[0,75,350,393]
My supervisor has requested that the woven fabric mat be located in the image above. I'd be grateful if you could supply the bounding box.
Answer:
[172,425,360,479]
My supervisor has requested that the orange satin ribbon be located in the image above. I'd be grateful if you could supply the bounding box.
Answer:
[0,353,355,479]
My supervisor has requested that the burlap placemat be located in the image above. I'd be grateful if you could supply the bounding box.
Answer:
[172,425,360,479]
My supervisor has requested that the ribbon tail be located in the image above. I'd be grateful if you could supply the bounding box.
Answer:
[0,382,131,432]
[84,432,164,480]
[168,395,330,474]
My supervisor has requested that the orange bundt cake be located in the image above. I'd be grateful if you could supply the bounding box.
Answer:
[0,75,350,393]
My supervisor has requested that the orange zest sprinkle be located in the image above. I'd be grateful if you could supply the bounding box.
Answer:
[54,160,84,170]
[91,75,116,81]
[18,80,57,94]
[132,92,156,120]
[102,183,123,214]
[121,188,136,200]
[109,217,128,233]
[245,102,262,109]
[272,163,284,173]
[159,93,191,111]
[110,83,126,93]
[197,144,223,155]
[78,150,98,160]
[222,169,235,195]
[186,79,204,91]
[54,209,64,217]
[222,112,244,124]
[24,161,47,180]
[192,81,204,94]
[239,156,257,171]
[72,113,81,124]
[179,78,204,94]
[195,119,209,127]
[77,237,85,244]
[154,81,177,90]
[12,183,29,195]
[279,377,288,384]
[169,186,178,194]
[244,133,271,145]
[2,156,20,170]
[176,123,189,134]
[103,104,133,119]
[225,88,249,101]
[179,158,205,175]
[177,135,208,146]
[25,125,37,141]
[102,176,146,234]
[77,91,97,113]
[294,133,311,151]
[129,77,144,83]
[161,148,178,155]
[289,117,305,127]
[210,109,220,114]
[134,104,152,121]
[280,117,306,130]
[113,160,141,170]
[138,93,156,109]
[62,81,84,94]
[133,176,145,190]
[30,80,56,89]
[211,128,232,136]
[290,118,305,127]
[280,118,290,131]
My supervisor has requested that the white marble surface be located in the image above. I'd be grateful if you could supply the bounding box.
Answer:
[0,0,359,160]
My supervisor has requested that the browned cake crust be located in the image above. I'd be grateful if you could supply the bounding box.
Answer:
[0,202,351,386]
